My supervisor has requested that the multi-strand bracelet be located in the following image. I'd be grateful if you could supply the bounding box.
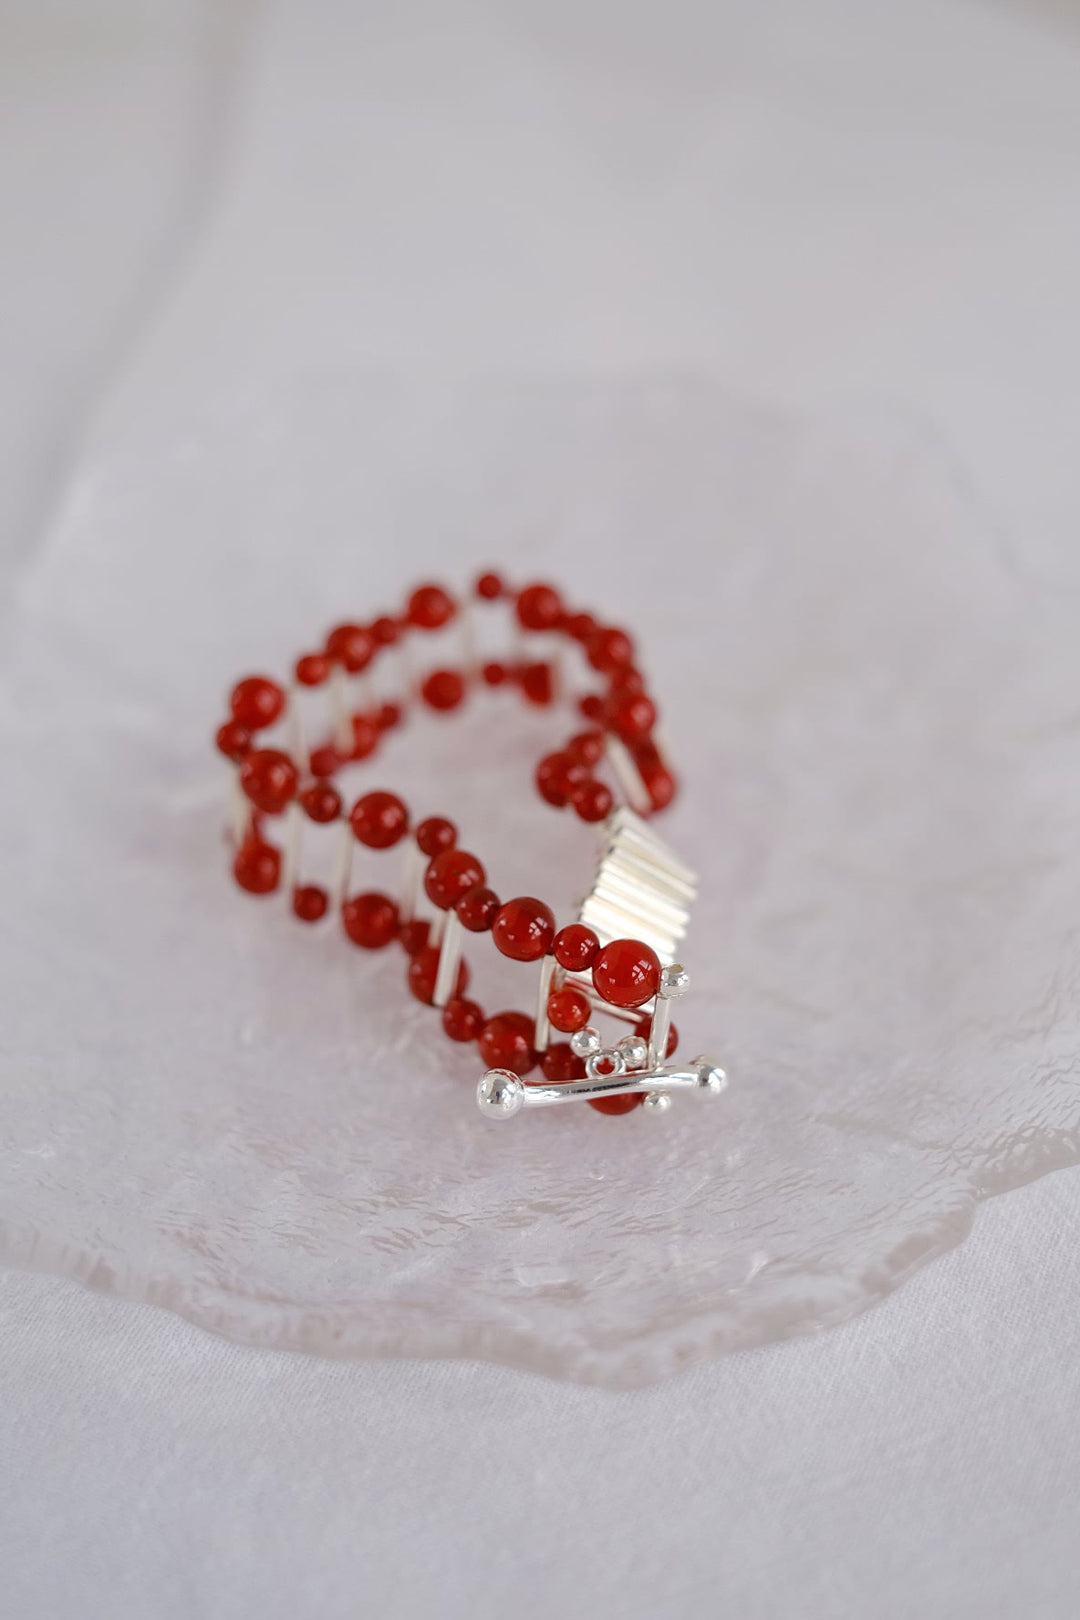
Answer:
[215,573,726,1119]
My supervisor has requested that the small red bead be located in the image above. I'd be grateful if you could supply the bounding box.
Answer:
[424,848,486,910]
[492,897,555,963]
[421,668,466,712]
[642,764,677,811]
[520,661,554,706]
[230,676,285,731]
[540,1042,586,1083]
[377,701,402,731]
[442,997,485,1042]
[456,884,501,933]
[610,693,657,741]
[635,1014,679,1059]
[552,923,600,974]
[546,985,591,1034]
[475,571,504,600]
[478,1010,537,1076]
[351,713,380,760]
[372,615,399,646]
[309,744,340,778]
[295,652,330,687]
[293,884,329,923]
[326,623,376,674]
[239,748,299,815]
[300,782,342,823]
[399,918,431,956]
[579,694,605,722]
[416,816,457,857]
[587,627,635,674]
[343,890,400,949]
[571,779,613,823]
[233,839,280,895]
[408,584,456,630]
[610,666,646,697]
[350,790,409,849]
[589,1092,645,1116]
[482,661,508,686]
[515,582,563,632]
[565,612,598,643]
[567,729,604,766]
[535,750,588,809]
[592,937,661,1009]
[216,720,252,762]
[408,944,468,1005]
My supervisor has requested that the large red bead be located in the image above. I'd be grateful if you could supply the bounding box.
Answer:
[455,884,501,933]
[424,849,486,910]
[442,997,485,1042]
[475,571,504,600]
[350,791,409,848]
[415,816,457,857]
[515,582,563,631]
[589,1092,645,1116]
[571,779,613,823]
[535,750,587,808]
[546,985,591,1034]
[540,1042,586,1083]
[309,744,340,778]
[343,890,399,949]
[239,748,299,815]
[399,918,431,956]
[408,944,468,1005]
[592,938,661,1009]
[567,729,604,766]
[408,584,456,630]
[421,668,466,711]
[586,627,635,673]
[215,720,251,762]
[293,884,329,923]
[300,782,342,823]
[233,839,280,895]
[610,693,657,741]
[492,897,555,962]
[552,923,600,974]
[295,652,330,687]
[478,1011,537,1076]
[230,676,285,731]
[326,623,375,673]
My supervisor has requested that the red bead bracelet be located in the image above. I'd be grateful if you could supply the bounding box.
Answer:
[216,573,727,1119]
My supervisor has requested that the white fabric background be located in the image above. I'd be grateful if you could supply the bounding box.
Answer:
[3,2,1080,1615]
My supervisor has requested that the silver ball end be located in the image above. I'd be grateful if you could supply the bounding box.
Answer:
[642,1091,672,1114]
[477,1068,525,1118]
[570,1025,602,1059]
[616,1033,650,1070]
[693,1055,728,1095]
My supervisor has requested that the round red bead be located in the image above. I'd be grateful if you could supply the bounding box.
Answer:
[579,694,605,722]
[399,918,431,956]
[540,1043,586,1083]
[309,744,340,778]
[416,816,457,857]
[610,666,646,697]
[520,662,554,706]
[442,997,485,1042]
[372,615,399,646]
[408,584,456,630]
[421,668,466,712]
[587,627,635,673]
[567,729,604,766]
[546,985,591,1033]
[478,1011,537,1076]
[425,849,486,910]
[377,701,402,731]
[515,582,563,631]
[351,714,380,760]
[326,623,375,673]
[571,779,613,823]
[536,750,588,809]
[300,782,342,823]
[239,748,299,815]
[233,839,280,895]
[565,612,597,643]
[230,676,285,731]
[611,693,656,741]
[216,720,251,762]
[408,944,467,1005]
[295,652,330,687]
[552,923,600,974]
[589,1092,645,1116]
[592,938,661,1009]
[475,571,504,600]
[492,897,555,963]
[482,661,508,686]
[350,791,409,849]
[343,890,399,949]
[456,884,501,933]
[293,884,328,923]
[643,764,676,810]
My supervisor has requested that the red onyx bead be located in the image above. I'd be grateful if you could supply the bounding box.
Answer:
[230,676,285,731]
[589,1092,645,1116]
[343,890,399,949]
[587,627,635,673]
[546,985,591,1034]
[293,884,329,923]
[351,714,380,760]
[326,623,375,673]
[520,661,554,706]
[592,938,661,1009]
[636,1014,679,1060]
[571,779,613,824]
[643,764,676,811]
[552,923,600,974]
[482,661,508,686]
[239,748,299,815]
[350,791,409,849]
[309,744,340,778]
[408,944,468,1006]
[478,1011,537,1076]
[611,693,657,741]
[579,694,605,723]
[372,615,399,646]
[442,997,485,1042]
[295,652,330,687]
[610,666,646,697]
[300,782,342,823]
[399,918,431,956]
[377,701,402,731]
[415,816,457,857]
[216,720,251,762]
[541,1042,586,1083]
[421,668,466,712]
[567,729,604,766]
[456,884,501,933]
[515,582,563,631]
[425,848,486,910]
[492,897,555,962]
[565,612,598,643]
[408,584,456,630]
[233,839,280,895]
[536,750,588,808]
[475,571,504,600]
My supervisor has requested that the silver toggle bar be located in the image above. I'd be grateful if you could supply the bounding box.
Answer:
[477,1055,727,1118]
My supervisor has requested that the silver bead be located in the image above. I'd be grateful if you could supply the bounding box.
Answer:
[642,1091,672,1114]
[616,1033,650,1070]
[659,963,691,999]
[476,1068,525,1117]
[570,1025,602,1058]
[585,1046,626,1081]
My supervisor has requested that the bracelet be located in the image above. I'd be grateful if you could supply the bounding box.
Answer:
[215,572,726,1120]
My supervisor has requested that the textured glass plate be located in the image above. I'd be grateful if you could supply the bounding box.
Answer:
[2,379,1078,1387]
